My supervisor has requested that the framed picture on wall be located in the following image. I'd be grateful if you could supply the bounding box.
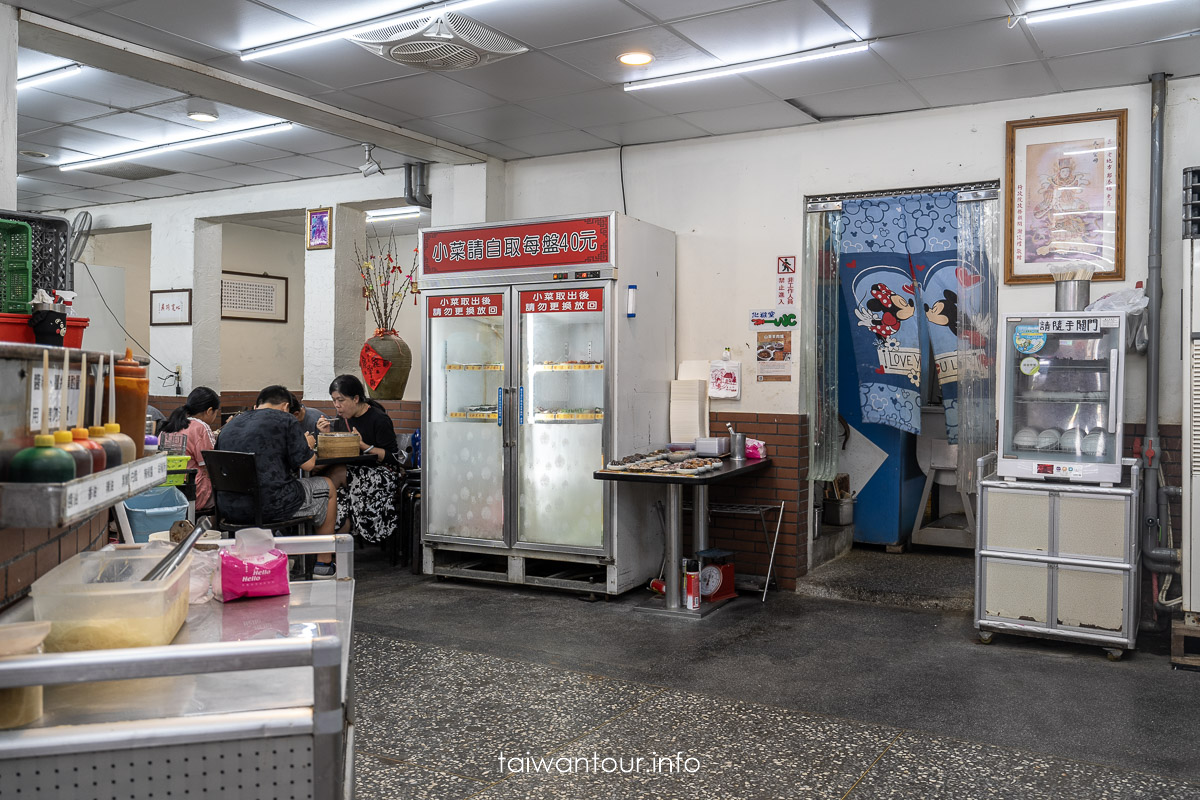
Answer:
[306,207,332,250]
[221,271,288,323]
[149,289,191,326]
[1004,109,1126,284]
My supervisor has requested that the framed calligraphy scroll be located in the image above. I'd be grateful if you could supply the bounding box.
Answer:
[149,289,192,326]
[1004,109,1126,284]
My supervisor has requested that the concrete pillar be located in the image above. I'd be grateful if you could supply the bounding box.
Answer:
[148,218,223,393]
[303,204,366,398]
[429,158,506,227]
[0,5,18,210]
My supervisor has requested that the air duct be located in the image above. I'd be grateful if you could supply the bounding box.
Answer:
[405,163,431,209]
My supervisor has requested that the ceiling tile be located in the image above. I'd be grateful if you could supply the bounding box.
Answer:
[251,155,349,179]
[872,18,1041,79]
[466,0,655,49]
[910,61,1059,107]
[521,88,662,129]
[74,111,207,143]
[431,105,569,140]
[14,176,88,196]
[195,165,296,185]
[499,130,614,157]
[1047,34,1200,92]
[679,99,816,135]
[46,67,187,110]
[311,91,417,124]
[56,187,143,205]
[439,52,607,103]
[108,0,314,52]
[630,74,776,115]
[120,151,236,173]
[22,125,144,157]
[14,0,94,21]
[670,0,851,64]
[583,115,708,145]
[72,10,231,63]
[137,99,282,131]
[16,144,91,169]
[793,81,927,119]
[100,181,188,199]
[141,173,242,192]
[253,0,424,28]
[1022,2,1200,59]
[257,125,359,154]
[16,49,76,78]
[178,138,294,163]
[18,166,126,189]
[251,41,421,90]
[819,0,1011,39]
[399,118,487,146]
[204,55,338,96]
[625,0,768,23]
[465,141,532,161]
[18,197,72,212]
[744,49,898,99]
[347,73,504,118]
[310,144,413,169]
[17,116,57,137]
[16,89,112,125]
[547,26,721,84]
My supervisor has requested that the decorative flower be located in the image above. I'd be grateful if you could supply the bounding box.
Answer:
[353,230,419,335]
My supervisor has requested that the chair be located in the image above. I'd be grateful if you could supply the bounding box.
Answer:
[201,449,316,536]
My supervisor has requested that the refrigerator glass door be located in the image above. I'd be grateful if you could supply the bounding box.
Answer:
[1001,314,1122,475]
[516,284,607,548]
[425,290,508,542]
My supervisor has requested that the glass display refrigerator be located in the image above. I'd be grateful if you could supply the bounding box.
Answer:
[998,311,1126,484]
[418,212,676,594]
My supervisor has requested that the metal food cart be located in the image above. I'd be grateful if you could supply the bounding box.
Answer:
[0,534,356,799]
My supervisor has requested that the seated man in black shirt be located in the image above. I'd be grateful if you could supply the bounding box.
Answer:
[216,385,344,545]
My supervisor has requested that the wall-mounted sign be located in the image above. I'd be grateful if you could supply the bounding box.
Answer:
[423,216,611,275]
[519,288,603,314]
[428,294,503,318]
[777,274,796,307]
[757,331,792,382]
[221,271,288,323]
[149,289,191,326]
[749,307,797,330]
[777,256,796,274]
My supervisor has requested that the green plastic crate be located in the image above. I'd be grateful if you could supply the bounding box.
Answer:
[0,218,33,314]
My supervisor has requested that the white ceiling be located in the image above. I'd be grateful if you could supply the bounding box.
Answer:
[9,0,1200,215]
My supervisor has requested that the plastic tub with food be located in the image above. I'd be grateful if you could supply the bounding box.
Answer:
[0,621,52,729]
[31,550,193,652]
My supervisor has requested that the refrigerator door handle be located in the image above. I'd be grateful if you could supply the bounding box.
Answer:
[1107,348,1119,434]
[497,386,504,427]
[518,386,525,426]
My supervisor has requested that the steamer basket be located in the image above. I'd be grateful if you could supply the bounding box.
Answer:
[318,432,360,458]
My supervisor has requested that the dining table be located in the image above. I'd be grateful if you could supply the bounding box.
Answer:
[594,457,772,619]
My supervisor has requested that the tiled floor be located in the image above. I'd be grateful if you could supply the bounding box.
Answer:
[349,550,1200,799]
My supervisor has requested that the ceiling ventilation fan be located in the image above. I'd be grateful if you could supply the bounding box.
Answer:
[347,10,526,71]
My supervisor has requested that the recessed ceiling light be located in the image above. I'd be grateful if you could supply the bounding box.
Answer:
[186,98,220,123]
[618,52,654,66]
[19,150,50,159]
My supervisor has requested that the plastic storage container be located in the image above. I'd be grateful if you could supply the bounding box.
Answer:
[0,218,33,313]
[31,550,193,652]
[122,485,188,542]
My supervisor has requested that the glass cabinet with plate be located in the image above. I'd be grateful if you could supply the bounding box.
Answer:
[999,312,1125,484]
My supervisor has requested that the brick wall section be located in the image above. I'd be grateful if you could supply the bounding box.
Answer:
[0,510,110,611]
[685,412,809,590]
[1123,422,1183,535]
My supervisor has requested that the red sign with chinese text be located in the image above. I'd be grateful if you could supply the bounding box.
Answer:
[519,288,603,314]
[423,216,610,274]
[428,294,503,318]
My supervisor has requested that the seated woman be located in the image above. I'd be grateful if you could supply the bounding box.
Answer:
[316,375,403,551]
[161,387,220,515]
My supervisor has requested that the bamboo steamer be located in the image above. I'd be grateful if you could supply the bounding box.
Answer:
[318,432,359,459]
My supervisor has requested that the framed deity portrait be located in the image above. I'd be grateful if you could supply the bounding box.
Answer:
[306,207,332,250]
[1004,109,1126,284]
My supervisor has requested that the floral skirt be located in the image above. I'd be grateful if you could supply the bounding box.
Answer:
[335,466,400,543]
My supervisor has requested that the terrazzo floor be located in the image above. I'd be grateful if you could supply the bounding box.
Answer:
[348,549,1200,799]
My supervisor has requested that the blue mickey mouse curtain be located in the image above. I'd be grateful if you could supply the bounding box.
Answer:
[837,191,961,439]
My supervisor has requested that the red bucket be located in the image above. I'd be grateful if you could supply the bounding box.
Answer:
[0,313,89,348]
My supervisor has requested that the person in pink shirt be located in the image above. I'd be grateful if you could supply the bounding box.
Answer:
[162,387,220,514]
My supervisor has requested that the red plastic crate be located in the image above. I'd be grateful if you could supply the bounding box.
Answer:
[0,313,89,348]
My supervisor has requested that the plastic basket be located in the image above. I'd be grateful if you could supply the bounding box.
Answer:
[163,455,191,486]
[0,219,33,314]
[0,210,71,295]
[122,486,188,543]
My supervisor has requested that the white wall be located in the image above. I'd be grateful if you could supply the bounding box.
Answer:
[219,223,305,391]
[503,75,1200,423]
[81,228,151,356]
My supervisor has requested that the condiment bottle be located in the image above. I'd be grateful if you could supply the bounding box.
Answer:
[112,348,149,459]
[88,425,123,468]
[103,423,137,465]
[52,429,92,477]
[9,434,76,483]
[71,426,106,472]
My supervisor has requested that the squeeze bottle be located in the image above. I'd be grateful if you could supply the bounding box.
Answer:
[113,348,149,459]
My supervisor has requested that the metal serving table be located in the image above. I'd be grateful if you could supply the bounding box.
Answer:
[594,458,771,619]
[0,534,356,799]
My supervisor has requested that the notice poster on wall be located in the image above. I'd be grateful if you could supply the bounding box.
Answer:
[757,331,792,382]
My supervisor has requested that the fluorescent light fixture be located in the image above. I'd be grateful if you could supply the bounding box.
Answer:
[1024,0,1179,25]
[16,63,82,91]
[367,207,423,222]
[59,121,293,171]
[240,0,502,61]
[619,52,654,66]
[624,42,869,92]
